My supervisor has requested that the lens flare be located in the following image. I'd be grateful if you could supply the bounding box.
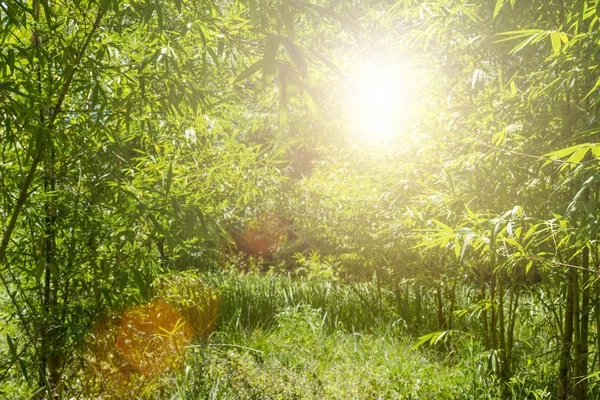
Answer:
[349,63,418,147]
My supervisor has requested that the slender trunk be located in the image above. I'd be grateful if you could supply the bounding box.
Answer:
[157,239,168,268]
[558,268,575,400]
[394,277,402,321]
[498,272,507,382]
[448,271,458,330]
[573,268,581,396]
[403,282,409,323]
[575,246,590,400]
[415,281,422,328]
[436,282,445,330]
[507,281,520,377]
[376,272,383,315]
[490,277,498,350]
[595,241,600,378]
[41,145,59,396]
[481,283,489,349]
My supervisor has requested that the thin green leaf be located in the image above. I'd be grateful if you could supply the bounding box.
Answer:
[493,0,503,18]
[550,32,561,53]
[279,70,288,131]
[165,164,173,195]
[263,34,281,78]
[283,38,307,76]
[234,60,264,83]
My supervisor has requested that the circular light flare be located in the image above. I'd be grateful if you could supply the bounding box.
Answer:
[349,63,415,147]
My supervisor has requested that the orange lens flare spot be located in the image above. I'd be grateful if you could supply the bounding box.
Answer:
[115,299,193,376]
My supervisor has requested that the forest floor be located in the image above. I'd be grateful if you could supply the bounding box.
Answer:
[157,273,552,399]
[0,272,555,399]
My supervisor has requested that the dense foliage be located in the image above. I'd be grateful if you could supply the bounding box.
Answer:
[3,0,600,399]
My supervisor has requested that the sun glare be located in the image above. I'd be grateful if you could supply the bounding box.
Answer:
[349,63,416,147]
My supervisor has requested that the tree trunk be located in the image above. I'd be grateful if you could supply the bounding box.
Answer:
[481,283,489,349]
[448,272,458,330]
[558,267,575,400]
[436,282,445,330]
[575,246,589,400]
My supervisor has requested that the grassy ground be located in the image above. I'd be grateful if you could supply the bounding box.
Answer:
[158,272,554,400]
[171,306,468,399]
[0,272,559,399]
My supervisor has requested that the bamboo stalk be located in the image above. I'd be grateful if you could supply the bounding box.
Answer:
[558,267,575,400]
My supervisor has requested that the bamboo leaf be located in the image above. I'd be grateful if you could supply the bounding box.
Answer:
[583,76,600,101]
[289,0,349,24]
[412,331,448,349]
[165,164,173,195]
[314,53,345,78]
[278,4,295,39]
[550,32,561,53]
[279,70,288,130]
[6,335,29,383]
[493,0,503,18]
[283,38,307,76]
[133,269,149,299]
[302,85,320,117]
[544,143,590,167]
[565,144,590,165]
[233,59,264,83]
[263,34,281,78]
[494,29,544,43]
[431,219,453,232]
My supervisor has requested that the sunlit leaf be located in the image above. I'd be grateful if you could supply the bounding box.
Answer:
[233,59,263,83]
[493,0,504,18]
[550,32,561,53]
[283,38,307,76]
[279,70,288,130]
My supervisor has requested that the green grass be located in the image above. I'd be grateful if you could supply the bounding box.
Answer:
[169,305,469,399]
[155,272,554,400]
[1,271,562,399]
[208,272,429,335]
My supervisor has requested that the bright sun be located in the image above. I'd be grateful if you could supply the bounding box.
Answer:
[349,63,416,147]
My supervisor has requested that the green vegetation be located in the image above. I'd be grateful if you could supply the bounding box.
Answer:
[3,0,600,398]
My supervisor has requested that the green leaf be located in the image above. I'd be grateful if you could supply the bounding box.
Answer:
[314,53,345,78]
[460,233,476,262]
[431,219,453,232]
[290,1,349,24]
[234,60,264,83]
[550,32,561,53]
[565,145,590,165]
[278,4,295,39]
[302,86,320,117]
[583,76,600,101]
[0,83,31,98]
[544,143,591,167]
[283,38,307,76]
[6,335,29,383]
[6,335,17,360]
[165,164,173,195]
[494,29,544,43]
[249,0,258,25]
[143,0,155,24]
[412,331,447,349]
[262,34,281,78]
[494,29,546,54]
[279,70,288,131]
[493,0,503,18]
[133,269,149,299]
